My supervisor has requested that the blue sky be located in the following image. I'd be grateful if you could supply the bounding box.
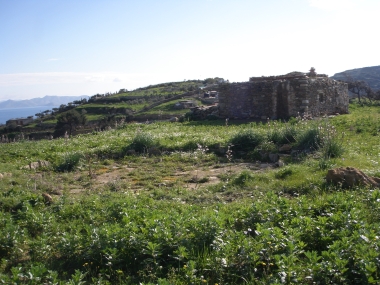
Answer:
[0,0,379,100]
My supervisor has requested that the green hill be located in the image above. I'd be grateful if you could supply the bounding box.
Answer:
[0,78,223,139]
[331,65,380,90]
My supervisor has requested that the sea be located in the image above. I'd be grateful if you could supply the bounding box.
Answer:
[0,106,57,125]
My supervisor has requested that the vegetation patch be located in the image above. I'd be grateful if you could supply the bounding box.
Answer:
[0,103,380,284]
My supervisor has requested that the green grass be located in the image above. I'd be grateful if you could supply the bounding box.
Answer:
[0,103,380,284]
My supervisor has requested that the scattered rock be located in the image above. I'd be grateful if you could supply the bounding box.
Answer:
[42,193,53,205]
[279,144,292,152]
[0,173,3,179]
[326,167,380,188]
[276,159,285,167]
[51,189,63,196]
[147,147,161,156]
[189,105,219,120]
[125,149,136,156]
[169,117,178,122]
[268,153,279,163]
[22,160,50,170]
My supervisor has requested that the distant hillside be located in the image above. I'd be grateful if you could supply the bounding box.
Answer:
[331,65,380,90]
[0,95,89,109]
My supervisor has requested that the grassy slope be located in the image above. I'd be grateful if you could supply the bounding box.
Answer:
[0,103,380,284]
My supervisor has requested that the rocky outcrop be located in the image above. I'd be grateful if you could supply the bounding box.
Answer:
[189,105,219,120]
[326,167,380,188]
[22,160,50,170]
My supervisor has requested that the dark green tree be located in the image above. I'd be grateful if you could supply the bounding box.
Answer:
[54,110,86,137]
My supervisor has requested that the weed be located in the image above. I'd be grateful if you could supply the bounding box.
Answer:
[275,167,294,179]
[295,126,321,151]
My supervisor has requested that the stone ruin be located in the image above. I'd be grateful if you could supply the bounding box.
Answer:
[217,68,349,120]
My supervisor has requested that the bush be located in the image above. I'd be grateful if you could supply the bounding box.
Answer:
[130,132,157,153]
[275,167,294,179]
[267,124,297,145]
[295,126,321,150]
[55,152,83,172]
[232,170,255,186]
[320,136,344,158]
[229,129,265,152]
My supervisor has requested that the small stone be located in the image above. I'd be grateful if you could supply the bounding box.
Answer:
[279,144,292,152]
[42,193,53,205]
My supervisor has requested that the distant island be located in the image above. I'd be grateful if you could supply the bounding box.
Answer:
[0,95,89,109]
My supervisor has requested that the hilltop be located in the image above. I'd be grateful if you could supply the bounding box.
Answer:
[331,65,380,90]
[0,78,222,139]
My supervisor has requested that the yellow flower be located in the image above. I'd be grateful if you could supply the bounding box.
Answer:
[83,263,88,266]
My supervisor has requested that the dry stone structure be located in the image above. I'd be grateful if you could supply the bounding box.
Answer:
[218,68,349,120]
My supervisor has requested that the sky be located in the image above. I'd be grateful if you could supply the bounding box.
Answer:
[0,0,379,101]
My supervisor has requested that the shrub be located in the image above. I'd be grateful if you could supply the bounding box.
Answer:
[275,167,294,179]
[55,152,83,172]
[232,170,255,186]
[130,132,157,153]
[229,129,265,152]
[295,126,321,150]
[267,123,297,145]
[321,137,344,158]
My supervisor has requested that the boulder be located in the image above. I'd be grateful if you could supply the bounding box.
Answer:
[169,117,178,122]
[125,149,136,156]
[0,173,3,180]
[268,153,279,163]
[279,144,292,152]
[42,193,53,205]
[326,167,380,188]
[147,147,161,156]
[22,160,50,170]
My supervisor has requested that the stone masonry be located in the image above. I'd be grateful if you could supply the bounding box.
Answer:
[218,69,349,120]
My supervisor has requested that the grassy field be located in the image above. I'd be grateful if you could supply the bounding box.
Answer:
[0,103,380,284]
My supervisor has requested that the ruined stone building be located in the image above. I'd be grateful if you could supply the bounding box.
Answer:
[218,68,349,120]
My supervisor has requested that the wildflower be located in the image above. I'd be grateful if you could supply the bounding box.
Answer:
[83,263,88,266]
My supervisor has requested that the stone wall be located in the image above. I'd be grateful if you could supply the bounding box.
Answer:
[218,76,348,120]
